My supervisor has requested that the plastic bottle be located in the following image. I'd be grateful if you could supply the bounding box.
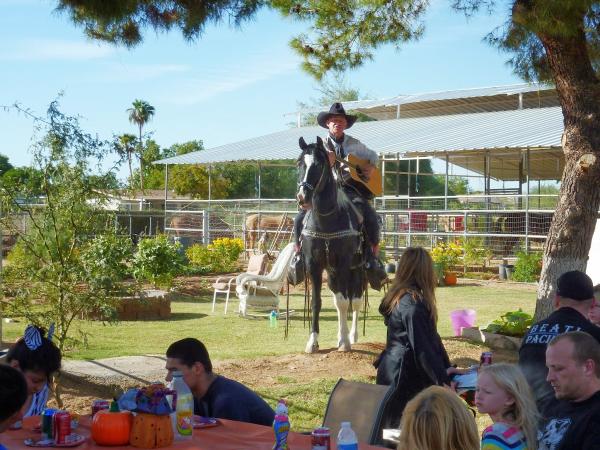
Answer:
[273,399,290,450]
[270,310,278,328]
[171,371,193,440]
[337,422,358,450]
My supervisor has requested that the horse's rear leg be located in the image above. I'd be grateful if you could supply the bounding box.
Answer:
[333,292,351,352]
[349,297,364,345]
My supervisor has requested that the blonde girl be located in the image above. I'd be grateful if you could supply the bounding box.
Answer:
[476,363,539,450]
[397,385,480,450]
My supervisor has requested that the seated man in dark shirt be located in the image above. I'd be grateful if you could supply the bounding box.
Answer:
[0,365,28,436]
[519,270,600,414]
[538,331,600,450]
[165,338,275,426]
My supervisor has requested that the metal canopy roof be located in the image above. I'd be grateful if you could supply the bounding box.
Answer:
[154,106,564,180]
[285,83,555,116]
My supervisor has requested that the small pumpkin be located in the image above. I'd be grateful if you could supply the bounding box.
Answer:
[92,402,132,446]
[129,413,174,449]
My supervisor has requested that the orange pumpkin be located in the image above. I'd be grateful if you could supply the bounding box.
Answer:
[129,413,174,449]
[92,406,132,446]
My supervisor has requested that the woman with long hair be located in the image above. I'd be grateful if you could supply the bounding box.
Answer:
[397,385,480,450]
[476,364,539,449]
[375,247,455,428]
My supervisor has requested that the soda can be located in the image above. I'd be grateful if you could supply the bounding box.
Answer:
[53,411,71,445]
[480,351,493,366]
[311,426,331,450]
[91,399,110,417]
[41,408,56,440]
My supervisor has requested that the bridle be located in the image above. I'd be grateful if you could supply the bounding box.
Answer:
[298,148,336,216]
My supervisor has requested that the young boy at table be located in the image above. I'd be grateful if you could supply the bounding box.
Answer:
[0,365,28,437]
[165,338,275,426]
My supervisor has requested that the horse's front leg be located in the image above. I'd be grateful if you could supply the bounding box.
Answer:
[349,296,364,345]
[305,269,323,354]
[333,292,351,352]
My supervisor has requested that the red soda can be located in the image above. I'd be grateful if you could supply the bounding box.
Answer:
[91,400,110,417]
[53,411,71,444]
[480,351,493,366]
[311,426,331,450]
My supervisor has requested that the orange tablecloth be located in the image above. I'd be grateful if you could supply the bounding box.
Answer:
[0,416,383,450]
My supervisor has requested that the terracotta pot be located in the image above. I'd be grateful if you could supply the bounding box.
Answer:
[444,272,458,286]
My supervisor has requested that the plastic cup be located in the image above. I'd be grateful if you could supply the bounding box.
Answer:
[450,309,477,336]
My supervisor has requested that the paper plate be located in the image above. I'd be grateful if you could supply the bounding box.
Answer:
[24,433,86,448]
[192,415,220,429]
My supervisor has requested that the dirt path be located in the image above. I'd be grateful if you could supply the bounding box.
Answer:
[51,340,517,415]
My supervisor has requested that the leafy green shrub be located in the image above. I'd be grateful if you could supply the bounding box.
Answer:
[484,309,533,337]
[463,238,492,269]
[512,251,543,282]
[132,235,185,288]
[81,234,134,289]
[186,237,244,274]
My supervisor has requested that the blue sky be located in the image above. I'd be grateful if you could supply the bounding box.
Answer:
[0,0,520,178]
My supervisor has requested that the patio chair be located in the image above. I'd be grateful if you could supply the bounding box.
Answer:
[322,378,393,445]
[212,253,268,314]
[236,243,295,317]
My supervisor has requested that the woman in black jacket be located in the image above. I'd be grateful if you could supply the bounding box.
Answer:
[375,247,455,429]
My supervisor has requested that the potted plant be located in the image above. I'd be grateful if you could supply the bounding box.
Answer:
[430,242,462,285]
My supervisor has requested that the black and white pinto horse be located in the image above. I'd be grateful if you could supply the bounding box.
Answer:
[296,136,366,353]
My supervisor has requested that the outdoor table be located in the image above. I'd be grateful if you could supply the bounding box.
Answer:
[0,416,384,449]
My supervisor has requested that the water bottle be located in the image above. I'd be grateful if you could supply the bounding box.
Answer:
[337,421,358,450]
[273,399,290,450]
[171,371,193,440]
[270,310,278,328]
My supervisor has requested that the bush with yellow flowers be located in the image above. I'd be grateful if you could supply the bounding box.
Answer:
[430,241,463,273]
[186,237,244,273]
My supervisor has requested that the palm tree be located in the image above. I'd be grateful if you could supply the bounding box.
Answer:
[127,99,155,200]
[116,133,138,192]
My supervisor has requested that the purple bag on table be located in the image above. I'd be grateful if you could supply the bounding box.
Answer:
[134,384,177,416]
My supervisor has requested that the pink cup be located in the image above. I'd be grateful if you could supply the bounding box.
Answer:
[450,309,477,336]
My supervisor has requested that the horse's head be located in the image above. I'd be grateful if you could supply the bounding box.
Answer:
[296,136,329,207]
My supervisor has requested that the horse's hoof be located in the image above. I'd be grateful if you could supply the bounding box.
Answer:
[305,343,319,354]
[349,334,358,345]
[337,342,351,352]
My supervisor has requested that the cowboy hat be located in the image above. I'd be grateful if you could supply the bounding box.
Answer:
[317,102,357,129]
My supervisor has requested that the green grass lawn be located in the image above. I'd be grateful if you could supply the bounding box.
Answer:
[1,280,536,360]
[3,278,536,433]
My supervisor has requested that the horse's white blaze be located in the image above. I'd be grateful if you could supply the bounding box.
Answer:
[305,332,319,354]
[333,292,352,351]
[298,153,315,201]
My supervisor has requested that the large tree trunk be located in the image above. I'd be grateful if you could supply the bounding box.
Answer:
[534,26,600,320]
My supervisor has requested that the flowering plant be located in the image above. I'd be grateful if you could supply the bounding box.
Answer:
[430,241,463,273]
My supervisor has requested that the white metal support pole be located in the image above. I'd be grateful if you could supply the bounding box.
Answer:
[445,154,449,210]
[208,164,212,203]
[525,148,530,253]
[163,164,169,232]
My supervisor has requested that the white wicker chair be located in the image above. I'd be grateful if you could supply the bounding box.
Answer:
[236,243,295,317]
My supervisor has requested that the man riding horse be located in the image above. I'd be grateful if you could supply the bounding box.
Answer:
[294,103,381,259]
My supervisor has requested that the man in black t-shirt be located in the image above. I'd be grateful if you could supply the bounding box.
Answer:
[519,270,600,414]
[165,338,275,426]
[538,331,600,450]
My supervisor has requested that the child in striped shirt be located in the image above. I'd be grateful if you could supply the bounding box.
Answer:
[6,325,61,422]
[475,363,539,450]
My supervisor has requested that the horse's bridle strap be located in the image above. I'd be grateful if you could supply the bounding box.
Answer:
[301,228,360,240]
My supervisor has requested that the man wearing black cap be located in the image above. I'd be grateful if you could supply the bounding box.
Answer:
[294,102,381,256]
[519,270,600,415]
